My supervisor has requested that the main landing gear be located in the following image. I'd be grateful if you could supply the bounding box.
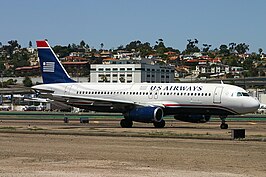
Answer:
[219,115,229,129]
[153,119,165,128]
[120,119,133,128]
[120,119,166,128]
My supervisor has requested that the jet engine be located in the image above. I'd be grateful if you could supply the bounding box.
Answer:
[174,114,211,123]
[124,106,163,123]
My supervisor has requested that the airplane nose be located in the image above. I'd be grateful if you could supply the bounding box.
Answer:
[247,98,260,112]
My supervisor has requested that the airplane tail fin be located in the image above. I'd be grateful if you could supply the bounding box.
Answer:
[36,40,76,84]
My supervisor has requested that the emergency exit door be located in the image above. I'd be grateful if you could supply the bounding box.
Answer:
[213,87,223,104]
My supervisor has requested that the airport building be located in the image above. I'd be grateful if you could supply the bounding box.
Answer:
[90,60,175,83]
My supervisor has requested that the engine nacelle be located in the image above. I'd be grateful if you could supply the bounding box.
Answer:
[124,107,163,123]
[174,114,211,123]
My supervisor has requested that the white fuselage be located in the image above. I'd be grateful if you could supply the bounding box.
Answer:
[33,82,260,116]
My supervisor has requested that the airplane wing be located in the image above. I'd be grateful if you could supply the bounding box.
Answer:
[45,93,179,110]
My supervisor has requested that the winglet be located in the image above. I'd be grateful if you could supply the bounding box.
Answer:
[36,40,76,84]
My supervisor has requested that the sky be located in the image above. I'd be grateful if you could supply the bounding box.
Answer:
[1,0,266,52]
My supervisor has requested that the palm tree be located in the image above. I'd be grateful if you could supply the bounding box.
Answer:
[259,48,263,55]
[29,41,32,48]
[100,43,104,49]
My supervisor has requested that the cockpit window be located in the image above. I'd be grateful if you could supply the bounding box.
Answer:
[242,92,249,96]
[237,92,242,96]
[236,92,249,97]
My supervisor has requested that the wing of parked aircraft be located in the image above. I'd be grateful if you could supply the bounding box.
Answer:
[32,40,260,129]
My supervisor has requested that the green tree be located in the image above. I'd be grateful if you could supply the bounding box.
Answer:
[29,41,32,48]
[80,40,86,48]
[0,63,4,71]
[258,48,263,55]
[219,44,230,56]
[100,43,104,49]
[154,38,167,56]
[222,55,240,66]
[229,42,236,53]
[23,76,33,87]
[242,57,253,70]
[235,43,249,54]
[202,44,212,53]
[183,39,200,54]
[53,45,73,58]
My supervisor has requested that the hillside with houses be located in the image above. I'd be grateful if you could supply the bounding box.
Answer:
[0,39,265,87]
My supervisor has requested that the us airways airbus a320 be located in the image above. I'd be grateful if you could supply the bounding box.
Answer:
[32,40,260,129]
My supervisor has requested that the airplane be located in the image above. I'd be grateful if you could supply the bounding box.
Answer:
[32,40,260,129]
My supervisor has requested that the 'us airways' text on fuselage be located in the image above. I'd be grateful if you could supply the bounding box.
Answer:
[150,85,203,92]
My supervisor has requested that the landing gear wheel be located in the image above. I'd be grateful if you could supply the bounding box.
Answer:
[220,123,228,129]
[153,119,165,128]
[120,119,133,128]
[219,115,228,129]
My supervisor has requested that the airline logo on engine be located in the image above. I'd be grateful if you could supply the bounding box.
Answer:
[150,85,203,91]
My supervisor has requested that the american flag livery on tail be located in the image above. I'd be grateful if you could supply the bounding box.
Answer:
[36,40,75,84]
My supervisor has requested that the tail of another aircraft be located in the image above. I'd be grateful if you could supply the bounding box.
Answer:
[36,40,76,84]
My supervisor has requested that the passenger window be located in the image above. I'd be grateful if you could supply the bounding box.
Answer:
[237,92,242,97]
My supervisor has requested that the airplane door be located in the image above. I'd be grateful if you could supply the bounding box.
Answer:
[64,85,73,95]
[213,87,223,104]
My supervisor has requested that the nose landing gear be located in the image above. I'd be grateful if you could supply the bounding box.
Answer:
[219,115,228,129]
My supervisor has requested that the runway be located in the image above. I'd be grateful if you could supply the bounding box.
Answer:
[0,113,265,176]
[0,116,266,140]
